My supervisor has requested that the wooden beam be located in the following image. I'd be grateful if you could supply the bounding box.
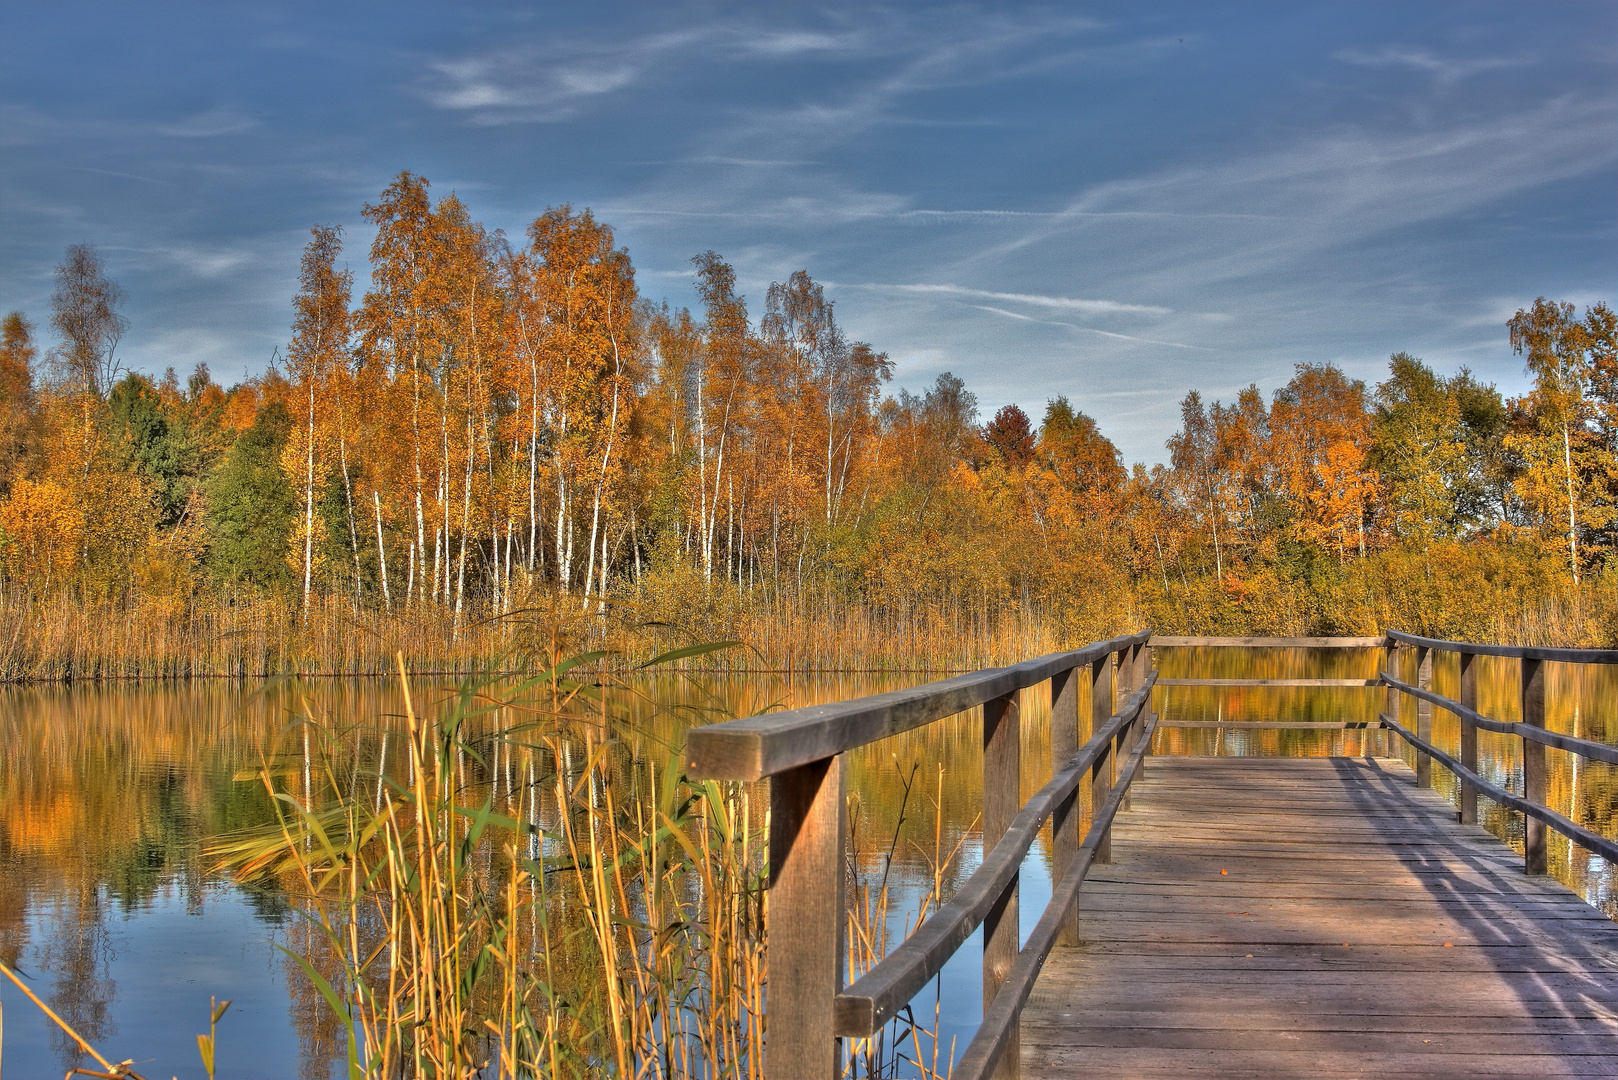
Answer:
[1155,678,1381,687]
[1159,720,1383,729]
[1388,627,1618,665]
[1149,636,1386,648]
[1090,654,1113,866]
[767,754,847,1080]
[1459,651,1478,825]
[1416,645,1433,788]
[1520,657,1547,875]
[1049,665,1081,947]
[982,690,1020,1080]
[687,630,1150,780]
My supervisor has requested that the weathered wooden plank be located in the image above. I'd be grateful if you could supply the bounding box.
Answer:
[1387,626,1618,665]
[767,754,847,1080]
[1048,664,1080,947]
[1460,649,1480,824]
[687,630,1148,780]
[1522,656,1548,875]
[1155,678,1382,686]
[981,690,1020,1080]
[1025,1051,1618,1079]
[1024,1011,1618,1034]
[1089,653,1112,865]
[1150,636,1386,647]
[1021,756,1618,1080]
[1031,968,1618,1004]
[1157,719,1384,728]
[1381,670,1618,764]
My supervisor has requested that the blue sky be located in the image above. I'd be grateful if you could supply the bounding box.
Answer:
[2,2,1614,464]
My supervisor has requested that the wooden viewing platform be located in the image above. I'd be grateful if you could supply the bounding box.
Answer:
[687,631,1618,1080]
[1023,756,1618,1078]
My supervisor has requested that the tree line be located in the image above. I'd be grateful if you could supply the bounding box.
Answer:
[1,171,1614,640]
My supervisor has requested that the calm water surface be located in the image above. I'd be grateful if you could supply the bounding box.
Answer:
[0,649,1613,1077]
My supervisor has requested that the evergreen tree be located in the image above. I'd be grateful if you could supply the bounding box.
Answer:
[206,401,295,589]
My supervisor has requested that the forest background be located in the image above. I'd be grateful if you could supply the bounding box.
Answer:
[1,172,1614,678]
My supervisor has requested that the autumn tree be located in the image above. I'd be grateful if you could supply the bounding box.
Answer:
[1508,298,1616,583]
[49,244,126,400]
[1269,365,1376,559]
[285,225,353,609]
[690,252,753,585]
[1039,397,1124,496]
[762,270,891,530]
[984,404,1035,471]
[1167,391,1227,578]
[358,172,442,606]
[0,313,38,494]
[1370,353,1475,545]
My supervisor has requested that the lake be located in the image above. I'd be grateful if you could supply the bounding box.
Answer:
[1,647,1613,1078]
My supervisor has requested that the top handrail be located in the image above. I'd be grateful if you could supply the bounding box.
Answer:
[1386,628,1618,665]
[1380,670,1618,766]
[685,628,1151,781]
[1153,635,1385,648]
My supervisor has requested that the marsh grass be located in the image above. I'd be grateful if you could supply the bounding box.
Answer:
[0,587,1072,682]
[201,648,959,1079]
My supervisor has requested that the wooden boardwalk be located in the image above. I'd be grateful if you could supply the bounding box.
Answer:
[1022,756,1618,1079]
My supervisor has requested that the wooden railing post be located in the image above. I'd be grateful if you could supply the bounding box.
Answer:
[982,690,1021,1080]
[1137,641,1153,771]
[1415,644,1433,788]
[1384,636,1401,745]
[1520,657,1548,875]
[768,755,848,1080]
[1090,654,1113,865]
[1459,650,1478,825]
[1049,667,1081,947]
[1116,645,1135,811]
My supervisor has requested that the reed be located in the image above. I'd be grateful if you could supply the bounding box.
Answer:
[199,649,958,1078]
[0,586,1082,682]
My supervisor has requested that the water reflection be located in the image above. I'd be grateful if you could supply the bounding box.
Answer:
[0,652,1613,1077]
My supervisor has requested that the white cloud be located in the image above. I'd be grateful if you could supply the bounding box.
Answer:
[1334,46,1523,87]
[865,283,1171,316]
[157,107,257,138]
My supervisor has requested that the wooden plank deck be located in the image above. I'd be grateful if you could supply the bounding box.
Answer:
[1021,756,1618,1078]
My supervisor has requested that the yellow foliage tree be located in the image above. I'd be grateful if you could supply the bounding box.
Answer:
[0,478,81,588]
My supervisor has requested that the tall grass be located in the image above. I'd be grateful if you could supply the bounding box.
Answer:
[0,587,1077,682]
[201,651,956,1079]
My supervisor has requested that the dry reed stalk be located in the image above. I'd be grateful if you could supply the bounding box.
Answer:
[0,580,1092,682]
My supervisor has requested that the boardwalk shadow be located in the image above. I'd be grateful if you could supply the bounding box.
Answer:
[1328,755,1618,1042]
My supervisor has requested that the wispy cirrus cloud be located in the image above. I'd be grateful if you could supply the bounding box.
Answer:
[967,303,1201,348]
[1333,46,1524,87]
[421,29,701,120]
[156,107,257,138]
[851,283,1171,316]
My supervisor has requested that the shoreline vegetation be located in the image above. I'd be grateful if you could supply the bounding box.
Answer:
[1,575,1615,683]
[0,175,1615,683]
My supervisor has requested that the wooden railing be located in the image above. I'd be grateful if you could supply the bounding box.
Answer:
[1152,632,1618,872]
[686,629,1618,1080]
[685,629,1154,1080]
[1379,629,1618,873]
[1152,635,1388,729]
